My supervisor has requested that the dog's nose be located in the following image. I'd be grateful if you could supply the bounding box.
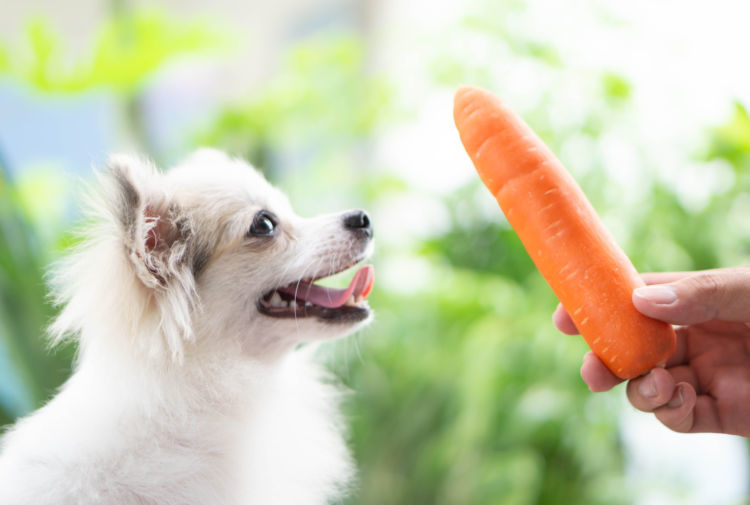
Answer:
[343,210,373,238]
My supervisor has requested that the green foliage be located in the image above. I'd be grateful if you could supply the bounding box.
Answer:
[87,11,227,94]
[0,163,74,422]
[1,3,749,504]
[200,36,391,173]
[0,45,8,72]
[421,185,538,284]
[602,72,631,102]
[330,2,748,503]
[423,221,537,283]
[626,104,750,273]
[0,11,226,94]
[709,103,750,168]
[334,270,628,505]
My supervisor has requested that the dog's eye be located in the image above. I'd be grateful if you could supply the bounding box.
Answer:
[249,211,277,237]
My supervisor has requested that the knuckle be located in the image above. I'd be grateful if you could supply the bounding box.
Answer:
[655,407,693,433]
[694,272,723,298]
[686,272,726,319]
[660,417,691,433]
[676,267,750,322]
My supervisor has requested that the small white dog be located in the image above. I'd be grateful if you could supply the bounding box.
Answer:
[0,149,375,505]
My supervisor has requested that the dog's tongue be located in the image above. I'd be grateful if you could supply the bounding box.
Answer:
[279,265,374,308]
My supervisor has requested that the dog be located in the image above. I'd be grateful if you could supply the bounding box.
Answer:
[0,149,374,505]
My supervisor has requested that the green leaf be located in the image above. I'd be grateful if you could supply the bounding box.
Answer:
[0,44,9,72]
[710,102,750,164]
[4,10,227,94]
[86,10,228,93]
[199,36,392,172]
[602,71,631,101]
[0,178,74,418]
[25,18,62,90]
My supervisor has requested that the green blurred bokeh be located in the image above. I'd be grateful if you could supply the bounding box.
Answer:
[1,1,749,504]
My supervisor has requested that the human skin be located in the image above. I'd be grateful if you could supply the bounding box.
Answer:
[554,268,750,437]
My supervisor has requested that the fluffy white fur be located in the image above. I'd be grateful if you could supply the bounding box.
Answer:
[0,149,373,505]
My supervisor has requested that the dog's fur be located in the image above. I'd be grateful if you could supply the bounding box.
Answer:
[0,149,374,505]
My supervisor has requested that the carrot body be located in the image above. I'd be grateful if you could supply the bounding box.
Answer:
[453,85,675,380]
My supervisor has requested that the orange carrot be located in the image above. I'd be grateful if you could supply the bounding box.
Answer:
[453,85,675,380]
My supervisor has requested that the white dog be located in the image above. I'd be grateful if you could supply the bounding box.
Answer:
[0,149,375,505]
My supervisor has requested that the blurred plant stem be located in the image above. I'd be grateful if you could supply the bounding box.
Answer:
[109,0,128,18]
[108,0,159,162]
[123,93,158,162]
[0,141,11,182]
[0,154,74,422]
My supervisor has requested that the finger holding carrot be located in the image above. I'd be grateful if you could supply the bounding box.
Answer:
[453,84,750,437]
[555,267,750,437]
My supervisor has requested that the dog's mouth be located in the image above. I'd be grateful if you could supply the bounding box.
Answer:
[257,264,374,322]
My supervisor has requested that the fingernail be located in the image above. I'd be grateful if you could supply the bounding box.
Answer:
[667,385,684,408]
[634,286,678,305]
[638,373,657,398]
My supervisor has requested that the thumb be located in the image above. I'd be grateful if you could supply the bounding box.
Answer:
[632,267,750,325]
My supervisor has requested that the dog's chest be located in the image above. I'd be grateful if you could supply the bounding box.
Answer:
[231,365,353,504]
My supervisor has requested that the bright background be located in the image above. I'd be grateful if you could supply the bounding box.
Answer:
[1,1,749,503]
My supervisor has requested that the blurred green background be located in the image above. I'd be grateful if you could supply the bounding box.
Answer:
[1,0,749,503]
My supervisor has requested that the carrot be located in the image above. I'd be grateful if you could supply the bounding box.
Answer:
[453,85,675,380]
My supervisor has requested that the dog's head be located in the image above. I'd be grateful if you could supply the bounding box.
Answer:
[50,149,374,363]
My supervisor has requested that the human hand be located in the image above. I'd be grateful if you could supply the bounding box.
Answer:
[554,268,750,437]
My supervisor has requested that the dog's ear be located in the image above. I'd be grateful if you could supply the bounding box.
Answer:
[107,155,198,290]
[103,155,206,360]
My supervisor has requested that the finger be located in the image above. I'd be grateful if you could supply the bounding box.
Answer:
[689,395,724,434]
[633,267,750,324]
[664,326,689,368]
[580,352,623,392]
[641,271,695,285]
[653,382,697,433]
[626,367,676,412]
[553,304,579,335]
[663,365,700,394]
[640,268,747,285]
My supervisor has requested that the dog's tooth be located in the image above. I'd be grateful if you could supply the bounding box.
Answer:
[270,292,283,307]
[289,300,297,309]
